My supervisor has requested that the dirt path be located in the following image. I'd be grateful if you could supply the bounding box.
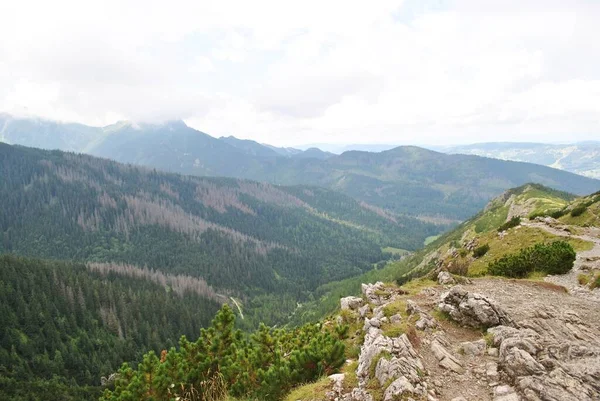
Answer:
[411,278,600,400]
[521,220,600,302]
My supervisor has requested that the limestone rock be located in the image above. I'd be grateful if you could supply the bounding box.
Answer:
[341,296,364,311]
[328,373,345,396]
[460,339,486,356]
[383,376,415,401]
[361,282,403,306]
[438,271,456,285]
[350,388,374,401]
[358,304,371,318]
[390,313,402,324]
[431,337,464,373]
[438,286,514,328]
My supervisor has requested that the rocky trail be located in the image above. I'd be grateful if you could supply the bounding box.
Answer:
[523,218,600,302]
[319,275,600,401]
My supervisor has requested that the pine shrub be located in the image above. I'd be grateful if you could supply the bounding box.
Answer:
[497,216,521,232]
[570,205,587,217]
[473,244,490,258]
[487,241,576,278]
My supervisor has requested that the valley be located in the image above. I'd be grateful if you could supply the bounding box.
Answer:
[1,144,600,400]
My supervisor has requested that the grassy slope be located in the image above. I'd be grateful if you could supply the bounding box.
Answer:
[282,184,599,399]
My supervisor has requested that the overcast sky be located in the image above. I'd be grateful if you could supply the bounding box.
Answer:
[1,0,599,146]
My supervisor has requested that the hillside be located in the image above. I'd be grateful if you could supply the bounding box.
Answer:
[0,254,222,400]
[2,115,599,221]
[101,184,600,401]
[0,143,442,327]
[291,184,600,325]
[258,184,600,401]
[443,141,600,179]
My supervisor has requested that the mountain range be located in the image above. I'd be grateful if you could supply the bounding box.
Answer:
[441,141,600,179]
[2,114,599,221]
[0,142,444,326]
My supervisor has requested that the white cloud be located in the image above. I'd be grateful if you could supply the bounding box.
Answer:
[0,0,599,146]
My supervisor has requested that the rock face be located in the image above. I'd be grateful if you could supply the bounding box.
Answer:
[442,281,600,401]
[438,286,514,328]
[489,319,600,401]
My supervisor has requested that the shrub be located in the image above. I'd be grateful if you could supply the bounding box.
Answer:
[550,209,566,219]
[578,274,590,286]
[447,258,469,276]
[487,253,532,278]
[458,248,468,258]
[497,216,521,232]
[591,275,600,290]
[570,205,587,217]
[487,241,576,278]
[473,244,490,258]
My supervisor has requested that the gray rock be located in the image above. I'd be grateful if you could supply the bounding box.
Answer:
[450,397,468,401]
[328,373,345,396]
[431,338,464,373]
[406,299,438,330]
[460,339,486,356]
[406,299,421,315]
[438,271,456,285]
[415,315,438,331]
[493,385,520,401]
[438,286,514,328]
[358,304,371,318]
[350,387,374,401]
[341,296,364,311]
[488,320,600,401]
[361,282,390,305]
[383,376,415,401]
[486,361,499,380]
[488,347,499,357]
[390,313,402,324]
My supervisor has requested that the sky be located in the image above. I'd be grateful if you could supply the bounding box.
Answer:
[1,0,599,147]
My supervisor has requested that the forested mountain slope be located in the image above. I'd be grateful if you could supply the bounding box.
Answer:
[3,115,599,221]
[0,143,440,326]
[0,254,221,401]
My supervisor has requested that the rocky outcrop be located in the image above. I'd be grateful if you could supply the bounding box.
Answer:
[341,296,364,311]
[438,286,514,328]
[431,335,464,373]
[438,271,456,285]
[489,315,600,401]
[460,339,487,356]
[320,278,600,401]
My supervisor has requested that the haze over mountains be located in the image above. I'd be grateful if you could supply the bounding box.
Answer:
[441,142,600,179]
[1,114,599,222]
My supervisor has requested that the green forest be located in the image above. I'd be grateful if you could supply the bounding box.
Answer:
[0,255,221,400]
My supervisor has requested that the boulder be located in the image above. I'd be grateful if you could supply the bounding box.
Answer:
[390,313,402,324]
[438,271,456,285]
[361,282,397,306]
[341,296,364,311]
[358,304,371,318]
[438,286,514,328]
[350,388,374,401]
[459,339,486,356]
[383,376,415,401]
